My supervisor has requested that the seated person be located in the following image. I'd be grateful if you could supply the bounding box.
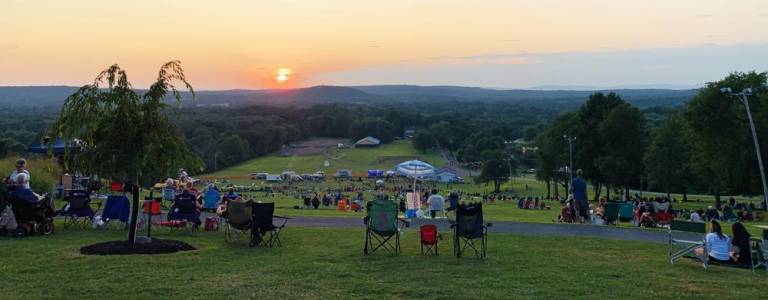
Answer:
[168,187,202,227]
[8,173,43,205]
[695,220,733,264]
[739,209,753,221]
[311,194,320,209]
[721,205,737,222]
[731,222,752,267]
[704,206,720,221]
[689,209,703,222]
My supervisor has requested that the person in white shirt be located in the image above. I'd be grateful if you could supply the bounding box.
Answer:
[9,158,31,189]
[695,220,734,263]
[427,189,444,219]
[689,209,703,222]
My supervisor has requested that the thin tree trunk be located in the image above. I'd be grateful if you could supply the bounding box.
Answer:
[593,183,602,201]
[127,175,141,244]
[714,187,721,210]
[545,180,551,199]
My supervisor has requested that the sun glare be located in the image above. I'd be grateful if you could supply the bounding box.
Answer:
[275,68,292,84]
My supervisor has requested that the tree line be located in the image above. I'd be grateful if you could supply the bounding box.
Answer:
[535,71,768,208]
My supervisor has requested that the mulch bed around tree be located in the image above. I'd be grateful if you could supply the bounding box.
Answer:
[80,239,196,255]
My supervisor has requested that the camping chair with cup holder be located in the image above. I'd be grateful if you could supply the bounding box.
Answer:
[450,202,491,258]
[224,198,252,243]
[668,220,708,269]
[58,189,100,228]
[363,197,408,255]
[250,202,289,247]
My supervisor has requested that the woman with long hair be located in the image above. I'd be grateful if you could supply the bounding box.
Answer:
[696,220,733,264]
[731,222,752,266]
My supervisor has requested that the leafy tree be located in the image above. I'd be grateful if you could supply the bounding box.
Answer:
[412,131,434,153]
[685,71,768,208]
[50,61,203,243]
[535,113,578,198]
[643,112,696,199]
[478,156,512,192]
[576,92,625,199]
[596,103,647,199]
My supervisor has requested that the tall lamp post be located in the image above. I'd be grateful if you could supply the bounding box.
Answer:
[563,135,576,177]
[721,87,768,210]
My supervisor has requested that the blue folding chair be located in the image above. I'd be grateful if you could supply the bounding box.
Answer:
[203,189,221,212]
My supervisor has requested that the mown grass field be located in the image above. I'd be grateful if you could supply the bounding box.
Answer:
[1,226,766,299]
[204,140,445,179]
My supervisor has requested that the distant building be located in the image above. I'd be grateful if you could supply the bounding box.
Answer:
[354,136,381,148]
[433,167,461,183]
[335,169,353,179]
[404,126,416,138]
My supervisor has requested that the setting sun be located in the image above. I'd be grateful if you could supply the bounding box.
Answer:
[275,68,292,84]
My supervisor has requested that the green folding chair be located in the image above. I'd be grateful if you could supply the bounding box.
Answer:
[668,220,707,269]
[363,198,408,255]
[224,199,252,243]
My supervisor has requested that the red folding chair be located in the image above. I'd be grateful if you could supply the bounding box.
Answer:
[110,182,124,193]
[420,224,439,256]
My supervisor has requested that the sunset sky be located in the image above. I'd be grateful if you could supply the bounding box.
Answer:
[1,0,767,90]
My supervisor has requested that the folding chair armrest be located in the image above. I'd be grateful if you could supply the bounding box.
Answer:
[274,215,291,219]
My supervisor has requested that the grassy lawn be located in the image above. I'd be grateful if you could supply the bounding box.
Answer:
[1,226,766,299]
[205,140,445,179]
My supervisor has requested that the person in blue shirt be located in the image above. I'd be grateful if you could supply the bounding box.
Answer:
[8,173,41,205]
[571,169,589,223]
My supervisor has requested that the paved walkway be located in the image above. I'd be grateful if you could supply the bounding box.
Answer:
[285,216,692,244]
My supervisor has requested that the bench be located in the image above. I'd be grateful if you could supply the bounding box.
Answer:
[668,220,707,269]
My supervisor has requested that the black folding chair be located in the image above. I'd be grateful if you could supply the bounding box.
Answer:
[450,202,491,258]
[59,189,100,228]
[250,202,289,247]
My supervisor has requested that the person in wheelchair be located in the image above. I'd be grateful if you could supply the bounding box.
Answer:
[5,173,55,236]
[8,173,44,206]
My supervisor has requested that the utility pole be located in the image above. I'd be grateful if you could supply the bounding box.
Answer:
[722,87,768,210]
[563,135,576,196]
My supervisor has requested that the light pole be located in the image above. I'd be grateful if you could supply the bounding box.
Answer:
[563,135,576,177]
[722,87,768,210]
[213,151,221,171]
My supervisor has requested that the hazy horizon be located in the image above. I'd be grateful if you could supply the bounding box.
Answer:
[2,1,767,90]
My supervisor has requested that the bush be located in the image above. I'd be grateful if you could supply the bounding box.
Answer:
[0,157,61,193]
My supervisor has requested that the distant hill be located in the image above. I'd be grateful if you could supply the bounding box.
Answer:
[0,84,698,109]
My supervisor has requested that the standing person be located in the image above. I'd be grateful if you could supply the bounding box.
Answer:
[571,169,589,223]
[427,189,444,219]
[9,158,30,189]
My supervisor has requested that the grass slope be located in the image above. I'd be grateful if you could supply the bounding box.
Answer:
[1,227,765,299]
